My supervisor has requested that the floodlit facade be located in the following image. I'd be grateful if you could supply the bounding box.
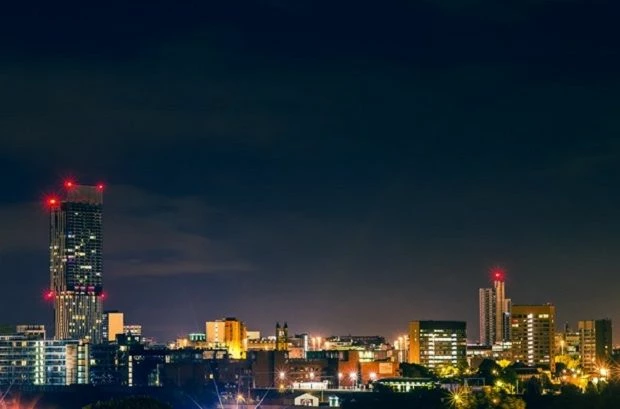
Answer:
[49,183,105,343]
[293,393,319,406]
[495,278,511,343]
[276,322,289,351]
[408,321,467,369]
[510,304,555,370]
[578,319,612,373]
[479,269,511,346]
[102,311,124,342]
[205,317,247,359]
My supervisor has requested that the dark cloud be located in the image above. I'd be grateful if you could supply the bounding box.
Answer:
[0,185,251,277]
[0,0,620,341]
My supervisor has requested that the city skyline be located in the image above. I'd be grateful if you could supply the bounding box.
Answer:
[1,1,620,343]
[0,179,615,345]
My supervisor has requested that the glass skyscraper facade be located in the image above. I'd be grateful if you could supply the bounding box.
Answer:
[49,183,104,343]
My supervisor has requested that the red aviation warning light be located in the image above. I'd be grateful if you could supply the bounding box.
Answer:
[64,180,75,188]
[99,292,107,301]
[43,290,55,301]
[46,197,60,208]
[97,183,104,190]
[490,266,506,282]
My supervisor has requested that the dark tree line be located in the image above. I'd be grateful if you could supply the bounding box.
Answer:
[83,396,172,409]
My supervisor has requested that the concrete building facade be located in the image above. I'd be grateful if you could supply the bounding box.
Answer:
[408,321,467,369]
[510,304,555,370]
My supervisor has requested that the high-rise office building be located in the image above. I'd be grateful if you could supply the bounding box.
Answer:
[578,319,612,373]
[408,321,467,369]
[102,311,124,343]
[48,182,105,343]
[511,304,555,370]
[205,317,247,359]
[479,288,494,345]
[479,268,511,345]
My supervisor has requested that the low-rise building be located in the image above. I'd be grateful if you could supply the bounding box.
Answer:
[0,326,89,385]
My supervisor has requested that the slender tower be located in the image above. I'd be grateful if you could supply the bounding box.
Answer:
[492,267,507,344]
[48,181,105,343]
[479,266,510,345]
[479,288,494,345]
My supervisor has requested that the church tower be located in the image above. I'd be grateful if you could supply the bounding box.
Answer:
[275,322,288,351]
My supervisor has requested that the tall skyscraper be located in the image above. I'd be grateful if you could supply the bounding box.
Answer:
[510,304,555,370]
[578,319,612,373]
[479,288,494,345]
[479,268,511,345]
[48,182,104,343]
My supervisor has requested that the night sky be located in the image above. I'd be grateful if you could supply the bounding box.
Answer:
[1,1,620,343]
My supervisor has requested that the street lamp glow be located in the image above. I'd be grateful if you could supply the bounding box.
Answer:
[449,386,469,408]
[451,392,462,407]
[279,371,285,380]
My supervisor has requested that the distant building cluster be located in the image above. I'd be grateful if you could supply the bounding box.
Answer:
[0,181,615,397]
[474,270,612,379]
